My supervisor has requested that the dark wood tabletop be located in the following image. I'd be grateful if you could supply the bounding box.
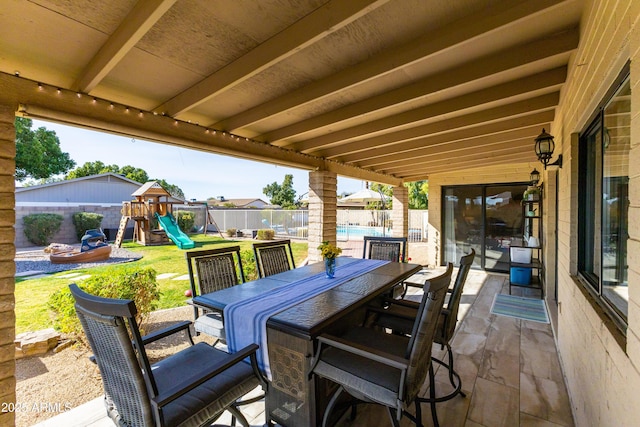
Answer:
[192,257,422,339]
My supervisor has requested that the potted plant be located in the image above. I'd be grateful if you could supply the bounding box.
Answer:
[318,241,342,278]
[522,186,540,202]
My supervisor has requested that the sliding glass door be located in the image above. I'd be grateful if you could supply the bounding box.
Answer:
[443,183,529,272]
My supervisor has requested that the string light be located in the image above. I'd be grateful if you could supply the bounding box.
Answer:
[25,84,260,145]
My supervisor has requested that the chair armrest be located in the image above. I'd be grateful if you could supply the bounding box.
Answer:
[153,343,261,407]
[316,333,408,370]
[385,298,420,309]
[403,280,424,289]
[141,320,192,345]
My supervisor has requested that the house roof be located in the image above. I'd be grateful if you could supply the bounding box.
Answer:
[1,0,582,184]
[131,181,171,198]
[15,172,142,193]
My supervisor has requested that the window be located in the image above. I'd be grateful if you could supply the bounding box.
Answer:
[578,67,630,327]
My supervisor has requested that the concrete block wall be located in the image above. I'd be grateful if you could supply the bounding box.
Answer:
[15,205,124,247]
[15,204,205,248]
[0,106,15,426]
[391,186,408,239]
[552,1,640,425]
[308,171,336,263]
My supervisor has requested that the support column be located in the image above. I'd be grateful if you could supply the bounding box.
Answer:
[0,105,16,427]
[308,171,337,263]
[391,185,408,238]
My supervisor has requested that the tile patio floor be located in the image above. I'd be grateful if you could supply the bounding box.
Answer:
[34,265,574,427]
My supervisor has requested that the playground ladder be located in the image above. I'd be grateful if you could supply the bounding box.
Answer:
[114,215,130,248]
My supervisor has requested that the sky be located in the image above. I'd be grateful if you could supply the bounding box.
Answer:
[30,119,366,201]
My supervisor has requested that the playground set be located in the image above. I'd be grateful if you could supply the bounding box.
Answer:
[115,181,196,249]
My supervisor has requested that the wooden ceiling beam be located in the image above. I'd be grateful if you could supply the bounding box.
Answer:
[382,138,533,175]
[332,101,555,162]
[293,67,566,153]
[155,0,389,117]
[265,28,577,145]
[216,0,566,132]
[398,152,539,180]
[379,138,535,172]
[73,0,177,93]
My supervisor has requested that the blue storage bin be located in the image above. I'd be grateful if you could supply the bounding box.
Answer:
[510,267,532,285]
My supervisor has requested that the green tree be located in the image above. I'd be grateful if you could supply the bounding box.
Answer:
[65,161,119,179]
[15,118,76,181]
[154,179,185,200]
[369,183,393,209]
[263,174,296,208]
[119,165,150,183]
[405,180,429,209]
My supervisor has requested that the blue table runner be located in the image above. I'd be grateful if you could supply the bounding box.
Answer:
[224,258,387,378]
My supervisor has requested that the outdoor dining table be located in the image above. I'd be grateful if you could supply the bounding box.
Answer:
[192,256,422,427]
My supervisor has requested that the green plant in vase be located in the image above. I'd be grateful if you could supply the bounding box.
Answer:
[522,186,541,202]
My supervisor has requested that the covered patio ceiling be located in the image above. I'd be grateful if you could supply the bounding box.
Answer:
[0,0,582,186]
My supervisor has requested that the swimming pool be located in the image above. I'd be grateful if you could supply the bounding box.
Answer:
[336,225,389,240]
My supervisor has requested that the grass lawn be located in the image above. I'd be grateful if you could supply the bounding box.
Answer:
[15,235,308,335]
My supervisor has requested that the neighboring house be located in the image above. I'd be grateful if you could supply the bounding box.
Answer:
[16,173,143,204]
[15,174,196,246]
[207,197,272,209]
[15,173,144,246]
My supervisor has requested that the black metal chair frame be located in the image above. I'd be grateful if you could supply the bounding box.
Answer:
[374,249,476,403]
[185,246,244,321]
[310,264,454,427]
[252,239,295,278]
[70,283,268,427]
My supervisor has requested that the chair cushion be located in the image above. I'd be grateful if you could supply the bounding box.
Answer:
[194,313,226,341]
[152,342,259,427]
[313,327,409,408]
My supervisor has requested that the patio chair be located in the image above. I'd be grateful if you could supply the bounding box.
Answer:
[69,283,267,427]
[372,249,476,402]
[310,263,453,427]
[363,236,407,262]
[363,236,408,298]
[253,239,295,278]
[185,246,245,342]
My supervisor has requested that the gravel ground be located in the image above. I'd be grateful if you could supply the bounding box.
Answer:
[14,245,206,426]
[15,245,143,275]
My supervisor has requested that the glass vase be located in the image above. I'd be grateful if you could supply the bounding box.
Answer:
[324,257,336,279]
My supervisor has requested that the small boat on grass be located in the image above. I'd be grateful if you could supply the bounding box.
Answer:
[49,229,112,264]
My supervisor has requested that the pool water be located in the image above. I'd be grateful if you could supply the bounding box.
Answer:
[337,225,389,240]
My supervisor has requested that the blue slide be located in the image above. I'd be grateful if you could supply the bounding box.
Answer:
[154,212,195,249]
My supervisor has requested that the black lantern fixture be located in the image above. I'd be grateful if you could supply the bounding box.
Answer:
[530,168,540,186]
[534,128,562,169]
